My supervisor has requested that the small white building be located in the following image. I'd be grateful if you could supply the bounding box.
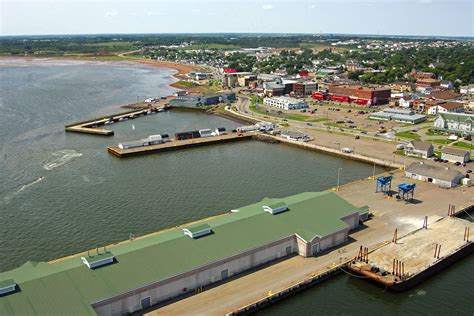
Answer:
[441,147,471,164]
[199,129,213,137]
[281,130,310,141]
[256,121,274,131]
[264,96,308,111]
[406,162,464,188]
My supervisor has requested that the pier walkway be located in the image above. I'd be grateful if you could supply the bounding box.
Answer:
[108,133,253,157]
[65,107,165,136]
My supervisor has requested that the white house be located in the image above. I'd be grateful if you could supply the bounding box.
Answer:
[434,113,474,136]
[404,140,434,159]
[428,102,465,115]
[398,96,413,108]
[264,96,308,111]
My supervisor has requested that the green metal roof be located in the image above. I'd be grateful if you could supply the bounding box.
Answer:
[0,192,365,315]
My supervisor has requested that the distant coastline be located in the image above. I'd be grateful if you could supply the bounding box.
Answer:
[0,56,202,92]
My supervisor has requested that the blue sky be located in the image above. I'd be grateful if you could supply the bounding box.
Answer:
[1,0,473,37]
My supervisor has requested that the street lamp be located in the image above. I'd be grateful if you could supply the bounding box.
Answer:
[334,141,341,151]
[337,168,342,191]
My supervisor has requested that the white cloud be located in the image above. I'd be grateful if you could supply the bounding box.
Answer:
[104,10,118,18]
[309,4,316,9]
[262,4,274,10]
[419,0,433,3]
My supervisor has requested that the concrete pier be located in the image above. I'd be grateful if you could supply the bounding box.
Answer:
[108,133,253,157]
[65,107,166,136]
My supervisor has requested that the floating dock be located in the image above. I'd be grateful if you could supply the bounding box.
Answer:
[347,216,473,291]
[108,133,253,157]
[65,107,166,136]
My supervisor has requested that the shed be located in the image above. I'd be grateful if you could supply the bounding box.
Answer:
[441,147,471,163]
[405,162,464,188]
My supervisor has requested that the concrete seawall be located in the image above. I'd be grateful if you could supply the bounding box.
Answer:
[255,134,404,169]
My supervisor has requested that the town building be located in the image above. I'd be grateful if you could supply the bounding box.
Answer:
[460,84,474,95]
[0,192,368,315]
[428,90,461,101]
[427,102,465,115]
[221,72,254,88]
[256,82,285,97]
[416,78,441,88]
[369,108,427,124]
[434,113,474,136]
[441,147,471,164]
[404,140,434,158]
[398,96,414,108]
[169,93,236,107]
[293,81,318,96]
[405,162,464,188]
[324,84,391,106]
[264,96,308,110]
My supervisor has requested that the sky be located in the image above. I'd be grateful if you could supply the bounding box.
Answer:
[1,0,473,37]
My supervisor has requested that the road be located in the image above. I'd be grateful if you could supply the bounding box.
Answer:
[229,96,472,173]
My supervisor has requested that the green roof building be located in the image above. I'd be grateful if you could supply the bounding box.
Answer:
[0,192,367,315]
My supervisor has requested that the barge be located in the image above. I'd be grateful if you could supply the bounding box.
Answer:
[347,216,473,291]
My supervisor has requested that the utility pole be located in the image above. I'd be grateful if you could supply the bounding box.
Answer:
[337,168,342,191]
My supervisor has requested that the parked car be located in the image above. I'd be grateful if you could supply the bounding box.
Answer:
[306,123,313,126]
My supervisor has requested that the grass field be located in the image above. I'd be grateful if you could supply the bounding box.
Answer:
[179,44,240,50]
[453,141,474,149]
[173,80,198,88]
[395,131,421,140]
[426,138,454,145]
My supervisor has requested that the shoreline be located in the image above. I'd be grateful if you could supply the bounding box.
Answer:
[0,55,202,93]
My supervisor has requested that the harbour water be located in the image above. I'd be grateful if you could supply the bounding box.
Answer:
[0,59,471,315]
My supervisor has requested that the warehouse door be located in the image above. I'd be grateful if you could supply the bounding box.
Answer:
[221,269,229,279]
[141,297,151,310]
[312,243,320,255]
[286,246,292,255]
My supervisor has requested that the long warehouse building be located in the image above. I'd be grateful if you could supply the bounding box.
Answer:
[0,192,368,315]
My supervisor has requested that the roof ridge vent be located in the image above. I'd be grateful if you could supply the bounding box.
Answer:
[183,223,212,239]
[0,279,17,295]
[263,202,289,215]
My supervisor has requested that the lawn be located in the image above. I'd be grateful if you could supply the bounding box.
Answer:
[174,80,198,87]
[425,129,447,136]
[179,44,240,50]
[395,131,421,140]
[426,139,454,145]
[453,141,474,149]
